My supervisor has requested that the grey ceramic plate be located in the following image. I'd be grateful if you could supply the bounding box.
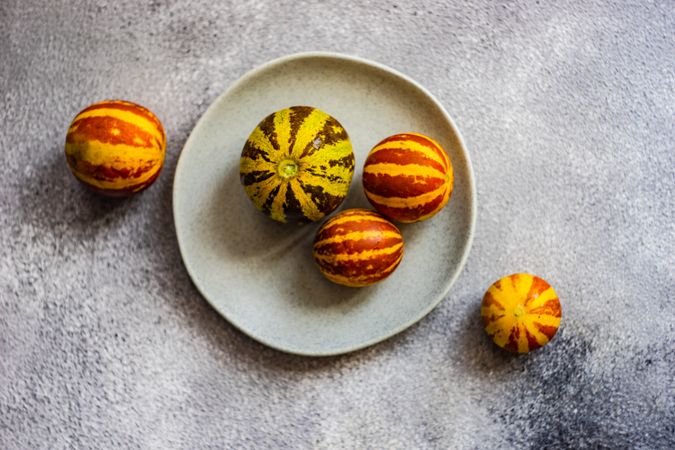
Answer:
[173,52,476,356]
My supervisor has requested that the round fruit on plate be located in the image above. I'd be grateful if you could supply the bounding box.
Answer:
[363,132,453,223]
[481,273,562,353]
[240,106,355,223]
[65,99,166,196]
[313,209,404,287]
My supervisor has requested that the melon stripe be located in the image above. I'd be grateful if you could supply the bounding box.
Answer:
[421,188,449,211]
[65,140,161,164]
[298,171,351,197]
[81,101,164,133]
[270,182,289,222]
[244,176,279,213]
[515,327,528,353]
[313,243,403,262]
[524,317,553,344]
[526,287,558,310]
[240,157,276,175]
[317,254,401,277]
[244,125,286,163]
[313,236,403,257]
[71,158,158,181]
[68,161,161,190]
[66,144,162,189]
[362,172,446,198]
[260,184,282,219]
[322,251,404,286]
[302,140,354,166]
[292,108,331,159]
[364,162,446,180]
[378,134,446,166]
[525,328,541,350]
[300,120,348,159]
[483,313,506,325]
[377,252,404,275]
[272,107,292,154]
[528,299,562,317]
[482,292,505,311]
[365,182,448,208]
[68,116,157,148]
[72,107,164,147]
[289,179,323,221]
[529,315,560,327]
[242,170,279,193]
[299,167,352,185]
[366,193,449,222]
[484,316,509,337]
[317,218,394,241]
[414,190,451,221]
[321,271,368,286]
[298,181,343,217]
[82,165,163,196]
[314,230,402,248]
[116,166,163,192]
[525,275,549,302]
[366,146,446,173]
[320,214,392,229]
[533,322,558,339]
[383,133,449,169]
[318,253,401,278]
[369,192,447,223]
[287,107,314,153]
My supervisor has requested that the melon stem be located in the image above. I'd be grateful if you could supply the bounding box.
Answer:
[277,159,299,179]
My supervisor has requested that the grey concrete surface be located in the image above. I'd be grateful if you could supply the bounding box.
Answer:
[1,0,673,448]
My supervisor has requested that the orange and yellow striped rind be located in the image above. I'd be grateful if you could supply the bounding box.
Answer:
[481,273,562,353]
[313,209,404,287]
[65,99,166,196]
[363,132,453,223]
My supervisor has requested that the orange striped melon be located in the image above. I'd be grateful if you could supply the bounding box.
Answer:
[313,209,404,287]
[362,132,453,223]
[65,99,166,196]
[481,273,562,352]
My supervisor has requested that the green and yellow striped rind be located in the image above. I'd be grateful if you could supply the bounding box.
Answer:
[481,273,562,353]
[313,209,404,287]
[240,106,355,223]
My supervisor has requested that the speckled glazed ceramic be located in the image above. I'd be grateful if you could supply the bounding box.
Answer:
[173,52,476,356]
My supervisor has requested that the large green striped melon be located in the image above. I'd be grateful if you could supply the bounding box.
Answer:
[240,106,355,223]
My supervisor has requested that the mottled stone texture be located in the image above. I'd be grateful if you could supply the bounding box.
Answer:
[1,0,673,448]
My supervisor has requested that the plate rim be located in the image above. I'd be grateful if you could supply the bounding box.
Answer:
[173,51,477,357]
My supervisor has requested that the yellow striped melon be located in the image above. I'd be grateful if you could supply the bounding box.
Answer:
[240,106,355,223]
[481,273,562,352]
